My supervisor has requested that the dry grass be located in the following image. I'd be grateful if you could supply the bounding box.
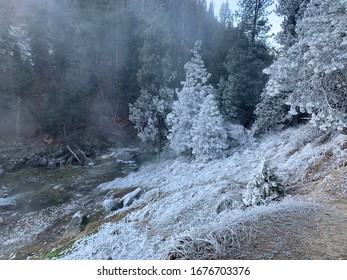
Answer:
[166,199,347,260]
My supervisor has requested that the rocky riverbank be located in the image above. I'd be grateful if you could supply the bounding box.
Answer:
[0,142,150,259]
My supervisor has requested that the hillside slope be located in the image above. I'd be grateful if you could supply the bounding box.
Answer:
[60,125,347,260]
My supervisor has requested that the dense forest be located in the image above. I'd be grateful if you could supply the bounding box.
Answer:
[0,0,274,151]
[1,0,346,160]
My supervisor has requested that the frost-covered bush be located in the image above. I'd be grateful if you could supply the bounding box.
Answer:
[242,160,284,206]
[264,0,347,131]
[226,123,250,147]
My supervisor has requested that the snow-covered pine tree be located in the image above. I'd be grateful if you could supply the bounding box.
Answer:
[264,0,347,131]
[191,94,228,162]
[167,40,215,156]
[242,160,284,206]
[129,86,174,146]
[252,0,311,137]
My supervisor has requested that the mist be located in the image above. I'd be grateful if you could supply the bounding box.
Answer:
[0,0,223,144]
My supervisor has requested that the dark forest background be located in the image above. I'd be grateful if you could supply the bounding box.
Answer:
[0,0,275,146]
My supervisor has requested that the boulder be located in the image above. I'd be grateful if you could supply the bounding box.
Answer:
[103,198,122,213]
[0,198,17,211]
[216,195,244,214]
[120,187,142,207]
[64,211,88,236]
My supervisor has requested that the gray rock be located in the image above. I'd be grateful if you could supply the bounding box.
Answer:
[39,157,48,167]
[64,211,87,236]
[3,159,23,172]
[120,187,142,207]
[47,160,58,170]
[25,156,42,168]
[57,156,67,166]
[0,211,21,224]
[216,195,244,214]
[143,188,161,201]
[103,198,122,213]
[0,198,17,211]
[117,152,134,162]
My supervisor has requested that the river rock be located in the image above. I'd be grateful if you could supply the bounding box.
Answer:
[120,187,142,207]
[117,152,134,163]
[216,195,244,214]
[0,198,17,211]
[64,211,87,236]
[116,148,140,163]
[39,157,48,167]
[0,211,21,224]
[103,198,122,213]
[47,160,58,170]
[25,156,42,168]
[3,159,24,172]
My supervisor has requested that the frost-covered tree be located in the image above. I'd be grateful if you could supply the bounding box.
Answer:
[264,0,347,131]
[252,0,310,136]
[167,40,227,160]
[242,160,284,206]
[129,86,175,148]
[167,40,213,155]
[191,94,228,162]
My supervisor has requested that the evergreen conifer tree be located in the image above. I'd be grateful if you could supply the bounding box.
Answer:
[167,40,214,155]
[264,0,347,131]
[168,41,227,161]
[191,94,228,162]
[218,29,273,127]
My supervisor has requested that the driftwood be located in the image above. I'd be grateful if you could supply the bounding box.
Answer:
[66,144,82,165]
[73,144,89,161]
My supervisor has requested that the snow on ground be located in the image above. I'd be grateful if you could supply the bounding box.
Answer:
[60,124,347,259]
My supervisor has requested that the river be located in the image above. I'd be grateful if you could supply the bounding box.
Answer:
[0,157,138,214]
[0,150,158,259]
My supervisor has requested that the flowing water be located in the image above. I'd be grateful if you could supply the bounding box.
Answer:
[0,158,138,214]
